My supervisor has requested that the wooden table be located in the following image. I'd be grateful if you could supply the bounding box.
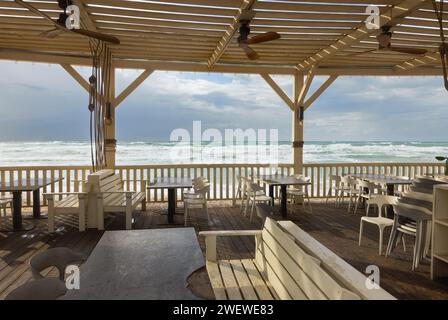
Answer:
[147,177,193,223]
[258,174,311,218]
[350,174,413,216]
[0,178,60,231]
[63,228,205,300]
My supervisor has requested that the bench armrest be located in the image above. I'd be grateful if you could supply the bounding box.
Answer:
[199,230,262,237]
[199,230,262,262]
[44,192,86,198]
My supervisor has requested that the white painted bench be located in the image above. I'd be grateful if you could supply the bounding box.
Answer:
[200,217,395,300]
[87,170,146,230]
[44,192,87,233]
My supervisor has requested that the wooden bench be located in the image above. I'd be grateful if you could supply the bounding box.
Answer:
[87,170,146,230]
[200,217,395,300]
[44,192,87,233]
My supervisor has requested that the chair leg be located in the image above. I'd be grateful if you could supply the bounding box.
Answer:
[358,220,364,246]
[378,226,384,256]
[347,194,352,213]
[402,235,407,253]
[307,194,313,213]
[354,195,361,214]
[244,197,249,216]
[386,224,399,257]
[412,235,418,271]
[250,200,256,222]
[365,203,370,216]
[339,191,345,207]
[414,222,424,270]
[325,188,331,204]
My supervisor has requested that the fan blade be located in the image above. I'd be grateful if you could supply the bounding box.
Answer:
[247,32,281,45]
[239,42,259,60]
[388,46,427,55]
[72,29,120,45]
[347,49,378,56]
[15,0,120,44]
[40,28,66,38]
[15,0,65,31]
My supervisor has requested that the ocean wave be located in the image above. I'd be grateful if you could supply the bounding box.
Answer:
[0,141,447,166]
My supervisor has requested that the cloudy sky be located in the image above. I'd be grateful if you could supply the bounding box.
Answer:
[0,60,447,142]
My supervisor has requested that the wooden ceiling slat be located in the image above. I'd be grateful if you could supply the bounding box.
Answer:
[0,0,444,75]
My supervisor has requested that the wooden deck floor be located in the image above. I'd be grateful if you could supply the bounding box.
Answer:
[1,199,448,300]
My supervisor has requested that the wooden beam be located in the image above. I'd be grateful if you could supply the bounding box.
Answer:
[114,69,153,107]
[298,67,315,106]
[0,49,444,76]
[292,70,304,174]
[304,75,338,109]
[60,64,90,92]
[207,0,257,68]
[295,0,429,71]
[260,73,294,111]
[394,51,440,71]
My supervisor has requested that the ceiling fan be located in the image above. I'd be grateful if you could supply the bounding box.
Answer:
[237,10,281,60]
[15,0,120,44]
[351,26,427,56]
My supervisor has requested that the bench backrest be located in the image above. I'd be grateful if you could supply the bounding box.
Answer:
[255,217,360,300]
[277,220,396,300]
[86,169,122,193]
[85,169,122,228]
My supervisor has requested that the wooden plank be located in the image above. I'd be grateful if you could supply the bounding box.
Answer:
[206,261,227,300]
[229,260,258,300]
[218,260,243,300]
[241,259,275,300]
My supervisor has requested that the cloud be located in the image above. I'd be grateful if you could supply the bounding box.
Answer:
[0,61,447,142]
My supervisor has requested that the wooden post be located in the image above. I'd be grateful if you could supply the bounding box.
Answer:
[105,65,116,169]
[292,71,304,175]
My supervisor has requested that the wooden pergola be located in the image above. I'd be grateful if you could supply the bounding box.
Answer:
[0,0,445,171]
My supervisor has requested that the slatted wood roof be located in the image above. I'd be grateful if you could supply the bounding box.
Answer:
[0,0,446,75]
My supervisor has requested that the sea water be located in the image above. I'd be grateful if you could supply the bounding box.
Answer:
[0,141,447,166]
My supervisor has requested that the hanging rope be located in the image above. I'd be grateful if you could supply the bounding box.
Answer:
[88,39,112,172]
[432,0,448,90]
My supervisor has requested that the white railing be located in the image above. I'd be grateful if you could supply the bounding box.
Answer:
[0,162,445,207]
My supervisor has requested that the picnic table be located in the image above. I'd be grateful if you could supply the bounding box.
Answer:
[258,174,311,218]
[0,178,60,231]
[147,177,193,223]
[63,228,204,300]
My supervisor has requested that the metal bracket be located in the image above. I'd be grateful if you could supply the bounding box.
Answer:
[292,141,304,148]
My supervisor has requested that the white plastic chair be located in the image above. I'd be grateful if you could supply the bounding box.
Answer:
[184,181,210,226]
[245,181,273,222]
[233,176,252,209]
[286,176,312,213]
[359,195,399,255]
[325,175,351,207]
[354,180,384,214]
[340,176,360,213]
